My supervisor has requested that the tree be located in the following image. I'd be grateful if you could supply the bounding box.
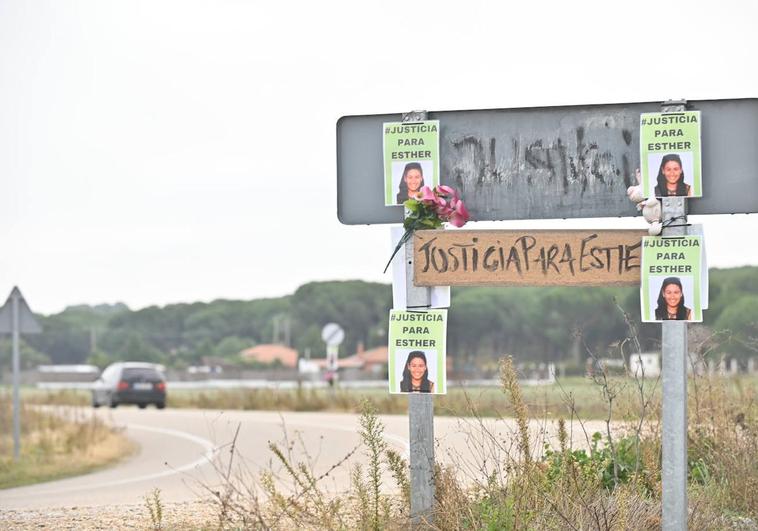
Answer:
[291,281,391,356]
[215,336,254,360]
[0,338,51,371]
[713,295,758,361]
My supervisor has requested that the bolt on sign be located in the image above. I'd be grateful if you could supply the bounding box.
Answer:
[413,229,647,287]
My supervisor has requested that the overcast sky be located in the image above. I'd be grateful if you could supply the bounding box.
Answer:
[1,0,756,315]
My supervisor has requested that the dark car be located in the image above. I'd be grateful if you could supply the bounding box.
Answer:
[92,362,166,409]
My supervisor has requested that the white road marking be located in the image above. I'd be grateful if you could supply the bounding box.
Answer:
[1,412,410,502]
[9,424,218,496]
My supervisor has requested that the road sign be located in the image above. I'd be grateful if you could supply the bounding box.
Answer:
[0,287,42,462]
[0,287,42,334]
[337,98,758,224]
[321,323,344,346]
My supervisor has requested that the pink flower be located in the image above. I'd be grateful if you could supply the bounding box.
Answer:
[388,185,469,271]
[436,205,453,218]
[448,199,470,227]
[436,184,459,204]
[418,186,436,204]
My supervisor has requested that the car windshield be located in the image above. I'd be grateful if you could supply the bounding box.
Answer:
[122,368,162,381]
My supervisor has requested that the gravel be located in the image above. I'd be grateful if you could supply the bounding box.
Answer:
[0,500,220,530]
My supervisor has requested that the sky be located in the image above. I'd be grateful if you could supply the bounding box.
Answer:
[1,0,756,315]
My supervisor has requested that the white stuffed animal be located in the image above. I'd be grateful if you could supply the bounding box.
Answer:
[626,169,662,235]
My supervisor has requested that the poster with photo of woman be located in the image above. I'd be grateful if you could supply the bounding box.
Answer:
[387,309,447,394]
[382,120,439,206]
[640,111,702,198]
[640,235,704,322]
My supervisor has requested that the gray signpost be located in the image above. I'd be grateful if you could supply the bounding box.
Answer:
[0,287,42,461]
[659,101,689,531]
[400,110,436,526]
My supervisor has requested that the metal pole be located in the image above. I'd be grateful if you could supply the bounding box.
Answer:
[406,235,434,524]
[660,100,689,530]
[12,290,21,461]
[403,109,435,525]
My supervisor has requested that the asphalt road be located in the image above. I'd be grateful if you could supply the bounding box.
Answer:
[0,406,607,510]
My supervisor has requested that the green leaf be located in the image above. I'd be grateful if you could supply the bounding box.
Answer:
[403,200,419,212]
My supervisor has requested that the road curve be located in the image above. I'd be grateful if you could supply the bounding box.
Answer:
[0,406,607,510]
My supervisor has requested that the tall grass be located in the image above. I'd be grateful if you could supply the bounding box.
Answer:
[0,392,135,488]
[193,352,756,530]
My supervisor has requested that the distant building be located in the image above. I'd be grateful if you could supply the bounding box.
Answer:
[37,364,100,382]
[303,345,389,375]
[629,353,660,378]
[239,344,298,368]
[342,346,388,375]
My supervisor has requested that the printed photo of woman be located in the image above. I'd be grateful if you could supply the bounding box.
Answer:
[654,276,693,321]
[653,153,692,197]
[399,350,435,393]
[396,162,424,204]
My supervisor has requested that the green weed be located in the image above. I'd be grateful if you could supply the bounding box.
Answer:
[144,488,164,530]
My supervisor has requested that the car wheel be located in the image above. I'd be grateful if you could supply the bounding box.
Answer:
[108,394,118,408]
[138,403,147,409]
[156,402,166,409]
[92,393,100,408]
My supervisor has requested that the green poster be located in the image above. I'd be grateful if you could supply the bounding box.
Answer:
[383,120,440,206]
[640,111,702,198]
[640,235,703,322]
[387,309,447,394]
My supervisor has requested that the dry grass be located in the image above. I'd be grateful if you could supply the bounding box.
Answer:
[0,393,136,489]
[162,378,671,420]
[16,377,755,421]
[185,357,757,530]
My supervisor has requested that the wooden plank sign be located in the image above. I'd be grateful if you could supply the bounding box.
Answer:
[413,229,646,287]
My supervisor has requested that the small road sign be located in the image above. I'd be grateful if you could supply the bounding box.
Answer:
[321,323,344,346]
[0,287,42,461]
[0,287,42,334]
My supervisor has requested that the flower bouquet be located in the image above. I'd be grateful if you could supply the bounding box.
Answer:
[383,185,470,273]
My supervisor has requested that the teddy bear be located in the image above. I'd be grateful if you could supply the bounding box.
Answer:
[627,169,662,235]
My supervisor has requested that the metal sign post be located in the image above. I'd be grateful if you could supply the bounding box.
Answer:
[0,287,42,461]
[11,294,20,460]
[402,110,436,525]
[337,98,747,528]
[660,101,689,531]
